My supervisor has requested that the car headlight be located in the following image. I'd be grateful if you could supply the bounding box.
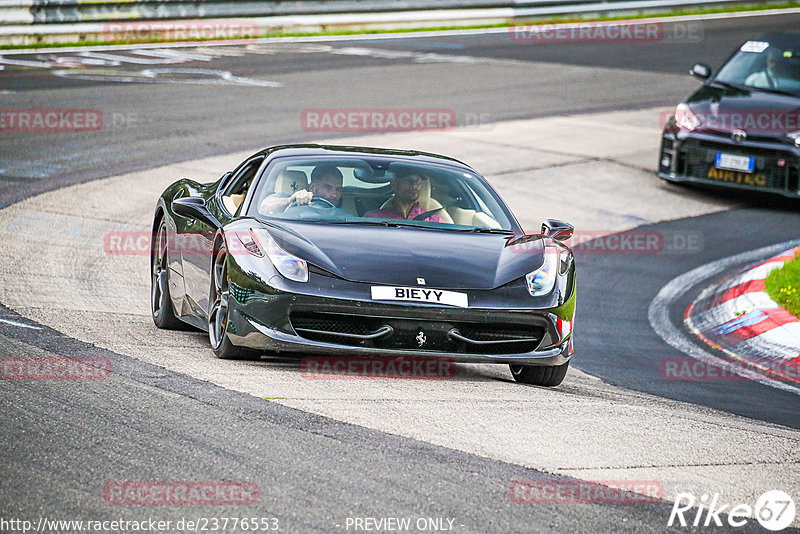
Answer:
[675,103,702,132]
[232,230,263,257]
[238,229,309,283]
[787,130,800,147]
[525,247,558,297]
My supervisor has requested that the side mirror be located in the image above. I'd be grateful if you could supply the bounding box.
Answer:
[689,63,711,81]
[172,197,221,228]
[541,219,574,241]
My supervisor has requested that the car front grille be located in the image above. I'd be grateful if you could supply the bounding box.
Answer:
[289,312,546,355]
[290,313,373,337]
[676,139,799,193]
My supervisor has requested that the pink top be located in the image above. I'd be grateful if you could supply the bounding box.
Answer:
[364,202,445,223]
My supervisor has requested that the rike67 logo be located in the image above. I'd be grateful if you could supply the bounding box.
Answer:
[669,490,796,531]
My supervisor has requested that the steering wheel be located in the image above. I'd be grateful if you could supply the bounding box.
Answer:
[286,195,336,209]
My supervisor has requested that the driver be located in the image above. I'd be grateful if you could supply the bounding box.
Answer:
[364,170,445,223]
[745,47,782,89]
[259,164,343,214]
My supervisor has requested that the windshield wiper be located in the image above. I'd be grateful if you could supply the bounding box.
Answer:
[713,79,798,97]
[709,79,741,90]
[466,227,515,234]
[329,220,425,229]
[329,220,395,226]
[755,87,797,97]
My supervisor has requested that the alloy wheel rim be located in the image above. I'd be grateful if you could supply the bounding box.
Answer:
[209,252,229,349]
[151,224,168,317]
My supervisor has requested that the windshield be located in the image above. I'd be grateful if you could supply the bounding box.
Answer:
[248,156,516,231]
[715,39,800,96]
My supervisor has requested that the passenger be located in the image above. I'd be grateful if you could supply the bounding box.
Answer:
[364,170,445,223]
[260,164,343,214]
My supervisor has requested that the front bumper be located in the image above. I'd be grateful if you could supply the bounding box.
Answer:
[224,287,574,366]
[657,131,800,198]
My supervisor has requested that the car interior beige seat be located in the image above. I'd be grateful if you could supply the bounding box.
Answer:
[447,206,502,228]
[222,193,246,214]
[253,169,311,214]
[378,176,455,224]
[429,180,501,228]
[222,159,269,214]
[274,169,310,197]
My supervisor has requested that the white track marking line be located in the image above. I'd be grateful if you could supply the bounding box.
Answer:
[0,318,42,330]
[78,51,185,64]
[0,56,53,68]
[648,240,800,396]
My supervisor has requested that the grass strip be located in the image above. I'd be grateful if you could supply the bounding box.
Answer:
[2,1,798,50]
[765,250,800,317]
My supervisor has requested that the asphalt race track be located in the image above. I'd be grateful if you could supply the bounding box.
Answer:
[2,11,800,534]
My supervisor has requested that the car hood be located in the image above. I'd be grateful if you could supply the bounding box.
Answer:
[686,83,800,138]
[262,221,546,290]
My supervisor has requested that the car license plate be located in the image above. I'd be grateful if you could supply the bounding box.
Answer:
[715,152,754,173]
[371,286,468,308]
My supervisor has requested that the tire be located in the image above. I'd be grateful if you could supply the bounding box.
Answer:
[151,219,186,330]
[658,175,686,188]
[509,361,569,387]
[208,247,261,360]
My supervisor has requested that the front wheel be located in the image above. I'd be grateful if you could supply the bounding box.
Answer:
[208,248,261,360]
[509,361,569,387]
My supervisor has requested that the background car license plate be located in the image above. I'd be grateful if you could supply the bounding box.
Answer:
[371,286,468,308]
[715,152,754,173]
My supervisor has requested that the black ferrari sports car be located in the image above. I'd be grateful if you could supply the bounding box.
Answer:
[658,33,800,198]
[151,145,576,386]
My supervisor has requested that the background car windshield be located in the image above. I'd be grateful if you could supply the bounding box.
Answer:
[249,156,515,231]
[715,41,800,95]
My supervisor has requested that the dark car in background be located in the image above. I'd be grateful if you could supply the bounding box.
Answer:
[151,145,577,386]
[658,33,800,198]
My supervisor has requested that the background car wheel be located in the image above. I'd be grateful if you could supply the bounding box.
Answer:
[151,220,186,330]
[509,361,569,387]
[208,248,261,361]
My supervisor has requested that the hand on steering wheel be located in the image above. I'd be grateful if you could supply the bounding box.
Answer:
[287,195,336,209]
[309,196,336,208]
